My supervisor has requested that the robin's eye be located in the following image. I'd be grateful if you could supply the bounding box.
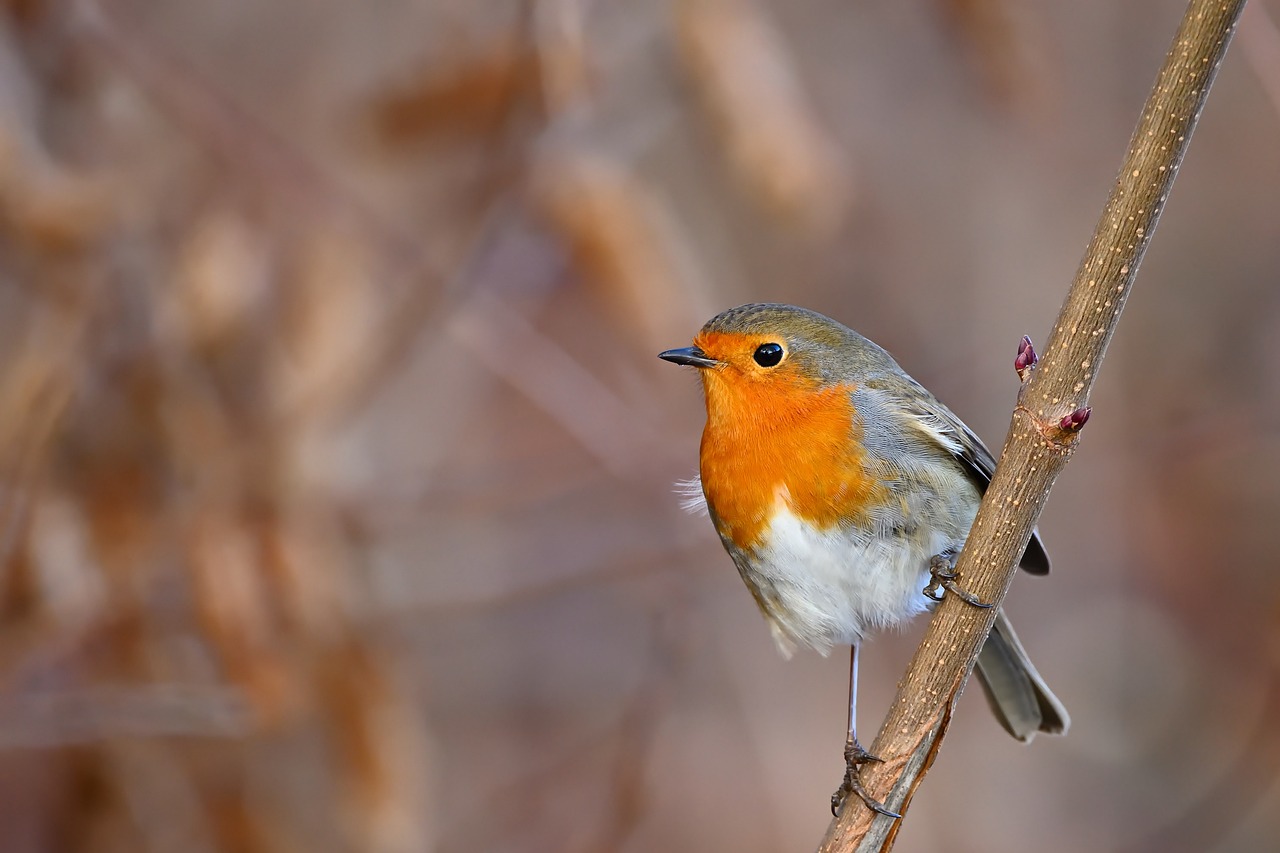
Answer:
[753,343,784,367]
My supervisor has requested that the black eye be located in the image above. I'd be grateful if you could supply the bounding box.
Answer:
[753,342,784,367]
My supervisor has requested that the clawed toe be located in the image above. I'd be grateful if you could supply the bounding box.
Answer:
[844,739,883,766]
[831,738,900,818]
[924,554,994,609]
[831,769,900,819]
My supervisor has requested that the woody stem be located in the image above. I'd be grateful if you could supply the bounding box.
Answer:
[819,1,1247,850]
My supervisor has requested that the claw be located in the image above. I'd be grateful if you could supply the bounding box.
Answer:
[924,554,994,609]
[832,767,901,819]
[831,737,900,819]
[844,739,883,766]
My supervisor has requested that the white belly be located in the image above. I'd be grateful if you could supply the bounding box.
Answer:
[738,506,953,656]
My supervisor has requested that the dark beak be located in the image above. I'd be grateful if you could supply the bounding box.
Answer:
[658,346,720,369]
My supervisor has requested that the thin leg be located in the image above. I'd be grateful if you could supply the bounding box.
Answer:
[847,642,858,746]
[923,551,995,609]
[830,644,900,819]
[844,643,872,761]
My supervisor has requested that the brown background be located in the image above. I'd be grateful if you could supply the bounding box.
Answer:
[1,0,1278,851]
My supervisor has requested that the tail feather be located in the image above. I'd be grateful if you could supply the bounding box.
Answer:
[974,609,1069,742]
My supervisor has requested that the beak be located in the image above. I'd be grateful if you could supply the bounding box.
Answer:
[658,346,721,369]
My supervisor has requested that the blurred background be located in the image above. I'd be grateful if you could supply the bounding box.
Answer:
[1,0,1278,851]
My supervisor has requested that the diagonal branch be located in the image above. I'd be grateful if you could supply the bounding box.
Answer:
[819,1,1247,850]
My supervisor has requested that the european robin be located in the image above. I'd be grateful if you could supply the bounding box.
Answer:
[659,303,1068,817]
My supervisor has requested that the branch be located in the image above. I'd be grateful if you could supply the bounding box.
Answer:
[819,1,1247,850]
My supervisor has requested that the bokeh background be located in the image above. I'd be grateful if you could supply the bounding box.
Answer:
[1,0,1278,851]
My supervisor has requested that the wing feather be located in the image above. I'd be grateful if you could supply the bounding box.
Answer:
[887,377,1051,575]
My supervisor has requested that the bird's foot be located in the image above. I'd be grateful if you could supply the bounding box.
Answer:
[923,554,994,609]
[830,737,900,819]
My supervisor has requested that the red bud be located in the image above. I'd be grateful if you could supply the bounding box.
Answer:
[1059,407,1091,431]
[1014,336,1037,381]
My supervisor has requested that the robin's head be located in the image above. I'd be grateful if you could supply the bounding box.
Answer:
[660,304,895,544]
[659,303,889,402]
[660,303,877,441]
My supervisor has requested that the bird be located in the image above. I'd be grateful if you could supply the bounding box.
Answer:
[658,303,1068,817]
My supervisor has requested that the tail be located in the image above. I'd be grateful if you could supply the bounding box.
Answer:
[974,609,1069,742]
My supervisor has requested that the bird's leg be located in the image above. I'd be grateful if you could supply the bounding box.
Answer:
[831,644,901,819]
[923,550,994,608]
[842,643,874,763]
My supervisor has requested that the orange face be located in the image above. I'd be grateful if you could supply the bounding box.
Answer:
[692,330,887,551]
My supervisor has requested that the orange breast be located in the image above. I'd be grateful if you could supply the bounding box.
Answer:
[698,373,887,551]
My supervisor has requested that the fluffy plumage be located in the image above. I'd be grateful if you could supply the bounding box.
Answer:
[664,302,1067,741]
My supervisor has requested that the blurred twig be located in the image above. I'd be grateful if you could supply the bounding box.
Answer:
[819,1,1247,849]
[73,0,422,265]
[375,533,709,619]
[449,290,660,477]
[675,0,850,235]
[0,306,86,567]
[77,0,673,485]
[935,0,1044,109]
[0,685,251,747]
